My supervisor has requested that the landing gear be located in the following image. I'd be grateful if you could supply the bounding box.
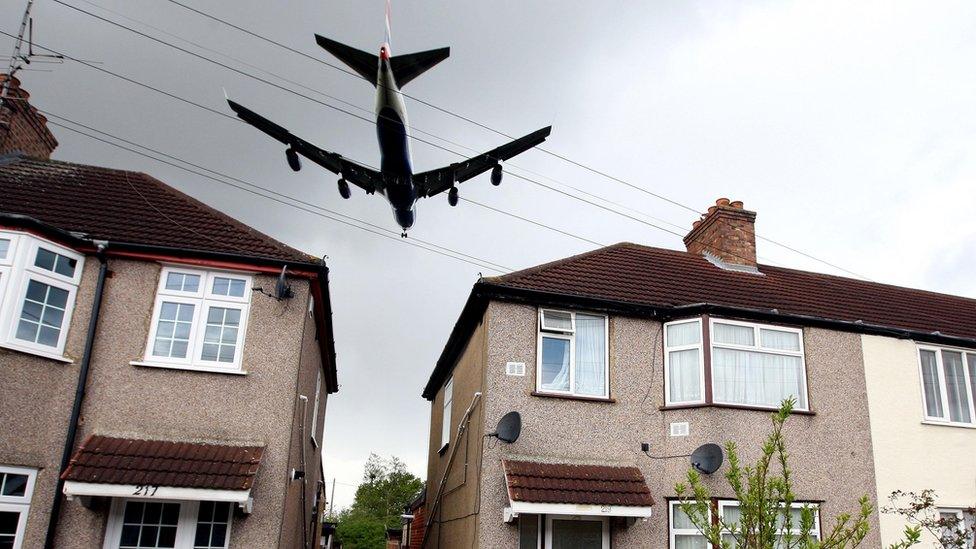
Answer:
[401,231,408,238]
[448,186,459,207]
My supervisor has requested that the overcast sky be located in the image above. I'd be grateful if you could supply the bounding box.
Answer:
[7,0,975,510]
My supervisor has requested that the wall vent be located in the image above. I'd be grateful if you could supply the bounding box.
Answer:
[670,422,690,437]
[505,362,526,376]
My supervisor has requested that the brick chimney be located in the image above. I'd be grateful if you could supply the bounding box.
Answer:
[684,197,757,267]
[0,74,58,159]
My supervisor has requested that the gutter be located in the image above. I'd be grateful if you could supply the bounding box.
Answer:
[43,242,109,549]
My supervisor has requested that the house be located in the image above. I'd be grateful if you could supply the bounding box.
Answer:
[0,74,338,548]
[420,197,976,547]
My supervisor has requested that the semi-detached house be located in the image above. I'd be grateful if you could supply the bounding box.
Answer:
[0,75,338,549]
[420,197,976,548]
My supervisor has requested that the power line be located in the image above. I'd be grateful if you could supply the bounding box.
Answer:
[155,0,871,280]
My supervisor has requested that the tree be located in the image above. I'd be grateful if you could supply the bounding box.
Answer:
[674,398,876,548]
[336,454,424,549]
[883,490,975,548]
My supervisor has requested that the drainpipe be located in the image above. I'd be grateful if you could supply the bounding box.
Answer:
[43,242,109,549]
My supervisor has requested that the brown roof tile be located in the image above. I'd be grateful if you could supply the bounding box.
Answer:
[503,460,654,507]
[62,435,264,491]
[0,155,313,263]
[488,242,976,341]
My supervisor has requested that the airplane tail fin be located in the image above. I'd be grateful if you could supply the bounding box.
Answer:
[315,34,379,86]
[389,48,450,88]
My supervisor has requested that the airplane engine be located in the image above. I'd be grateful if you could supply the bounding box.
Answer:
[285,147,302,172]
[490,164,503,186]
[448,187,459,207]
[338,178,351,199]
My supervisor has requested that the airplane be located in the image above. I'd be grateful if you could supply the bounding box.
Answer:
[226,8,552,236]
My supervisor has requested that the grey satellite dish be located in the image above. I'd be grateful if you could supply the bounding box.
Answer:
[690,443,724,475]
[488,411,521,444]
[275,266,294,300]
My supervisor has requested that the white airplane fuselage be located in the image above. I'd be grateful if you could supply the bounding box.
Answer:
[374,44,418,230]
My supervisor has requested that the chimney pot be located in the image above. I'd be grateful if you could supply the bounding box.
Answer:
[683,197,757,267]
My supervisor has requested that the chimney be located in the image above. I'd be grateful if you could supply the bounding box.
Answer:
[0,74,58,159]
[684,197,757,267]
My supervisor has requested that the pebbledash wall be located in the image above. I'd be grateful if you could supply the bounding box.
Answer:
[427,301,883,547]
[0,256,325,548]
[862,334,976,546]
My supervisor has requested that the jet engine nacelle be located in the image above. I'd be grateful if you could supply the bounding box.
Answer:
[338,178,351,199]
[490,164,503,186]
[448,187,459,207]
[285,147,301,172]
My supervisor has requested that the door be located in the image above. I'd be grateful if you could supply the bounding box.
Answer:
[544,515,609,549]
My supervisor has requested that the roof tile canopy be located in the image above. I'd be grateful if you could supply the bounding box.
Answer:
[0,155,312,263]
[503,459,654,507]
[62,435,264,491]
[487,242,976,342]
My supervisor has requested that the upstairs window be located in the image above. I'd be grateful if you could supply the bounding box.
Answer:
[918,346,976,427]
[537,309,608,398]
[0,231,84,360]
[664,319,705,405]
[141,267,252,372]
[440,377,453,450]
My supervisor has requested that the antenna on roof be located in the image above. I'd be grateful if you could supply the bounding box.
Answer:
[251,265,294,301]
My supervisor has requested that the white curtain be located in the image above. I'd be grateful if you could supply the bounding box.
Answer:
[713,323,755,346]
[574,314,606,396]
[942,350,971,423]
[669,349,701,402]
[712,348,805,408]
[667,321,701,346]
[541,337,571,391]
[968,354,976,416]
[672,506,709,549]
[919,350,943,417]
[760,329,800,351]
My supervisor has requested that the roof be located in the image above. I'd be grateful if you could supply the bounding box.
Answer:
[61,435,264,491]
[423,242,976,398]
[0,154,313,264]
[503,459,654,507]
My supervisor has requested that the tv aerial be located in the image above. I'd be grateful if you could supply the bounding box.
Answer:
[486,411,521,444]
[640,442,725,475]
[252,266,294,301]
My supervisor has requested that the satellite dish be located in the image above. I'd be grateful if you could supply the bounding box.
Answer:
[690,443,724,475]
[488,411,521,444]
[275,266,294,300]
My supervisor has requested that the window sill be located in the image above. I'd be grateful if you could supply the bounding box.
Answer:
[130,361,247,376]
[530,391,616,403]
[921,420,976,430]
[0,342,74,363]
[659,403,816,416]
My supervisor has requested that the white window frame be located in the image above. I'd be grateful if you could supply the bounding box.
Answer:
[536,309,610,399]
[917,345,976,428]
[543,514,609,549]
[440,377,453,450]
[0,466,37,549]
[664,318,706,406]
[669,500,710,548]
[937,507,975,548]
[0,230,84,362]
[717,500,821,544]
[102,498,232,549]
[136,266,252,374]
[709,318,809,411]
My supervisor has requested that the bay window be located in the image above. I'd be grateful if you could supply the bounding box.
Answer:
[103,499,231,549]
[0,466,37,549]
[0,230,84,360]
[918,346,976,427]
[537,309,609,398]
[664,318,808,411]
[136,267,252,373]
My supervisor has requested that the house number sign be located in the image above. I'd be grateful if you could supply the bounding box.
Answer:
[133,485,160,496]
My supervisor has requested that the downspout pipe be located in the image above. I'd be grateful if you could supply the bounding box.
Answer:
[43,242,109,549]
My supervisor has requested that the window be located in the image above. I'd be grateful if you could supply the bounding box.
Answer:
[0,466,37,549]
[0,231,84,360]
[711,320,807,410]
[668,500,820,549]
[665,319,705,405]
[140,267,252,372]
[440,377,453,449]
[919,346,976,427]
[537,309,609,398]
[937,508,975,548]
[544,515,608,549]
[310,371,322,447]
[104,499,231,549]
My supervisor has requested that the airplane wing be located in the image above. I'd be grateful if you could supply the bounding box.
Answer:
[413,126,552,197]
[227,99,385,194]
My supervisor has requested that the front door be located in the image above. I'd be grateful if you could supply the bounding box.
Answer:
[544,515,609,549]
